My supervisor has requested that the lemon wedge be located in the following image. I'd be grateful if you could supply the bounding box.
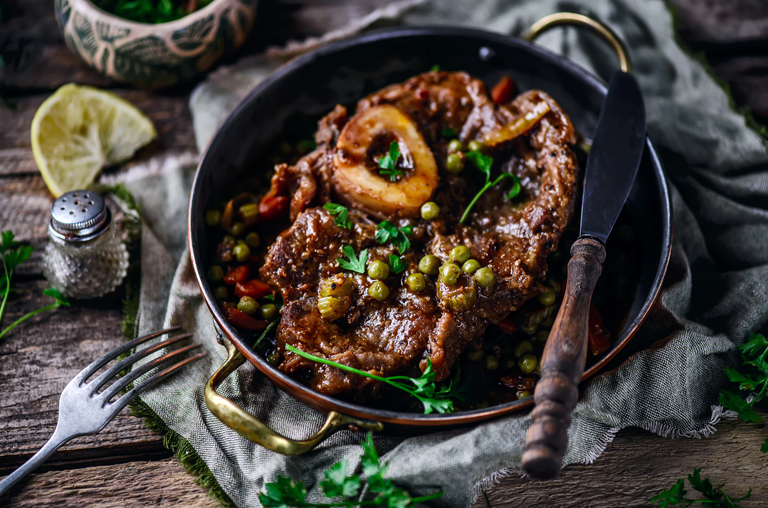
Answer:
[31,84,157,197]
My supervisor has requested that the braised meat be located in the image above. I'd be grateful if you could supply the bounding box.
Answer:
[260,71,579,399]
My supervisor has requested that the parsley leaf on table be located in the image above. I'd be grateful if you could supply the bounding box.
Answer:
[651,468,751,508]
[441,127,457,138]
[376,221,411,254]
[324,202,352,230]
[1,230,35,333]
[761,438,768,454]
[718,332,768,424]
[260,433,444,507]
[378,141,405,182]
[389,254,406,274]
[337,245,369,274]
[285,344,458,414]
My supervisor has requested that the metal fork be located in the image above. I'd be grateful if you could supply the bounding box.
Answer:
[0,326,205,496]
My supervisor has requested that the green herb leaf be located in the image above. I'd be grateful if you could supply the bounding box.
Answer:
[285,344,458,414]
[319,460,361,499]
[0,231,19,253]
[376,221,411,254]
[337,245,369,274]
[324,202,352,230]
[651,468,751,507]
[459,170,521,225]
[260,475,307,508]
[718,390,761,423]
[430,64,441,72]
[761,438,768,454]
[43,287,70,307]
[389,254,406,274]
[441,127,457,138]
[378,141,405,182]
[718,332,768,426]
[465,150,493,182]
[361,433,383,477]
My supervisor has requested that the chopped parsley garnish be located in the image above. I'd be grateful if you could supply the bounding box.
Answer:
[441,127,457,138]
[337,245,368,274]
[378,141,405,182]
[259,433,444,507]
[459,151,522,224]
[375,221,411,254]
[285,344,460,414]
[323,202,352,230]
[389,254,406,274]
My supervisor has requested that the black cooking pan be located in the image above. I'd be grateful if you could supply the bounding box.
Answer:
[188,13,672,454]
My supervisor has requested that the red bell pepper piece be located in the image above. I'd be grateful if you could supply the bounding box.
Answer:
[588,303,612,356]
[220,303,269,330]
[235,279,271,299]
[259,195,289,222]
[223,265,250,285]
[491,76,515,105]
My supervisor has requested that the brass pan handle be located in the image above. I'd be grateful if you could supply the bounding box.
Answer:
[524,12,632,74]
[204,337,384,455]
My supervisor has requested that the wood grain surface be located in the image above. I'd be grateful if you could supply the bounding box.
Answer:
[1,0,767,506]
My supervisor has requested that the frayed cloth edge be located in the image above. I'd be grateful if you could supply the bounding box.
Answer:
[470,405,737,505]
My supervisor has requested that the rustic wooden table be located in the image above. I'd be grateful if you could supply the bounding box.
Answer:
[1,1,767,506]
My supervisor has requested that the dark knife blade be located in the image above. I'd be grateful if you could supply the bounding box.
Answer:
[579,70,646,243]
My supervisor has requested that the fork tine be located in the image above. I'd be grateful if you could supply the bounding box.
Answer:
[109,351,207,415]
[75,325,183,385]
[88,333,192,395]
[99,343,203,404]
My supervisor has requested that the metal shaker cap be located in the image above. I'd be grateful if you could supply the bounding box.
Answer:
[49,190,110,242]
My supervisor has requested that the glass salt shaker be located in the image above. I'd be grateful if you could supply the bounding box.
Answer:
[43,190,129,299]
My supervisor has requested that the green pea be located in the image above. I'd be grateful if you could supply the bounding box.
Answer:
[259,303,278,321]
[520,323,538,335]
[518,353,538,374]
[468,349,484,361]
[516,390,532,399]
[484,355,499,371]
[462,259,481,274]
[547,278,561,293]
[440,263,461,285]
[206,210,221,226]
[505,358,517,369]
[233,243,251,262]
[474,267,496,289]
[368,281,390,301]
[245,232,260,248]
[513,340,533,358]
[420,201,440,221]
[367,260,390,280]
[536,330,550,342]
[538,287,556,306]
[213,286,228,301]
[448,139,465,153]
[267,350,282,366]
[222,235,235,244]
[207,265,224,282]
[419,255,441,276]
[230,222,245,237]
[407,273,426,292]
[446,153,465,174]
[450,245,471,264]
[468,140,486,153]
[237,296,259,315]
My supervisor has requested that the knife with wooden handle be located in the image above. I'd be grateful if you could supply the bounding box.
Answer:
[522,70,646,480]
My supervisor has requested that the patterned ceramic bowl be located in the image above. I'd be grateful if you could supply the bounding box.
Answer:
[54,0,257,88]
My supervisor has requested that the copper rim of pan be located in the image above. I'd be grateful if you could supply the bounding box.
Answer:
[187,26,674,428]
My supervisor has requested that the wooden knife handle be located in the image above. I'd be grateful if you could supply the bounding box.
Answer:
[522,236,606,480]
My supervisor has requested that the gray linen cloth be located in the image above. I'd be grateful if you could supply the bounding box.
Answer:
[106,0,768,506]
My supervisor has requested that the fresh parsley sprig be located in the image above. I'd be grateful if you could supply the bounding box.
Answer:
[0,231,69,342]
[459,151,521,224]
[324,203,352,230]
[286,344,457,414]
[718,332,768,423]
[378,141,405,182]
[651,468,751,508]
[389,255,406,274]
[260,433,444,507]
[338,246,369,274]
[376,222,412,254]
